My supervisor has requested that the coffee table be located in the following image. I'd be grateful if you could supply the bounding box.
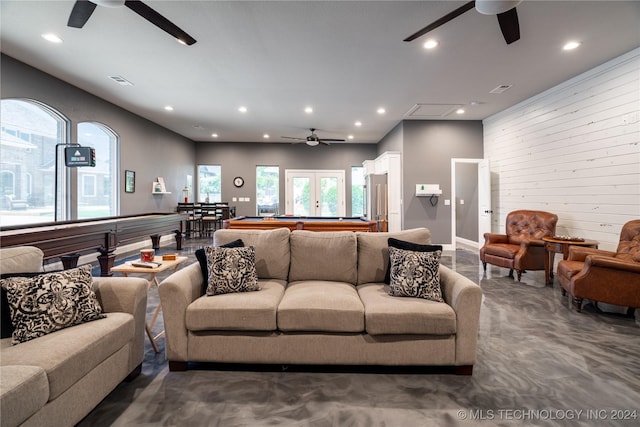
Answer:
[542,237,599,285]
[111,256,188,352]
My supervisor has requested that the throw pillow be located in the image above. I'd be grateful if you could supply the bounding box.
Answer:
[205,246,259,296]
[195,239,244,295]
[388,246,444,302]
[0,265,105,345]
[384,238,443,284]
[0,271,62,339]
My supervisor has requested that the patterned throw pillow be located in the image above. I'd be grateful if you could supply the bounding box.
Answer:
[195,239,244,295]
[384,238,443,284]
[0,265,105,345]
[388,247,444,302]
[205,246,259,296]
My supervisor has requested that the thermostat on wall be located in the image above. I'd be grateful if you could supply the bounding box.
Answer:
[416,184,442,196]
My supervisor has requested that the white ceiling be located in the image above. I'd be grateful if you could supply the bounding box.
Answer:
[1,1,639,144]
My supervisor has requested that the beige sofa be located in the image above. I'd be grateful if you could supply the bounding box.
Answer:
[0,246,148,427]
[159,228,482,374]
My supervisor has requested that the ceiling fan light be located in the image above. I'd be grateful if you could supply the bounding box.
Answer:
[93,0,126,8]
[306,140,319,147]
[475,0,522,15]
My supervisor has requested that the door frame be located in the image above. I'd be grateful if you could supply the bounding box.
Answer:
[450,158,491,250]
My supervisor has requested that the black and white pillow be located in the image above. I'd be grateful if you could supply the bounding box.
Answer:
[388,247,443,302]
[205,246,259,296]
[384,238,443,284]
[0,264,105,344]
[195,239,244,295]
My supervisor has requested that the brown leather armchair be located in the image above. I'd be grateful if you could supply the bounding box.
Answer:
[557,219,640,312]
[480,210,558,281]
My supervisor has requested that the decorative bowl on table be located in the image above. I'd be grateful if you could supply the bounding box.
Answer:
[552,235,585,242]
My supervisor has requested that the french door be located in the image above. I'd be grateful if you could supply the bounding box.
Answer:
[285,170,345,216]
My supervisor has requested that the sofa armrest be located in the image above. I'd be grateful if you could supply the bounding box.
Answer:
[157,262,203,362]
[568,246,616,262]
[483,233,508,244]
[92,276,148,371]
[439,265,482,365]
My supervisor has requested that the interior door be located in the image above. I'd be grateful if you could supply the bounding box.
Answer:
[285,170,345,216]
[478,159,492,243]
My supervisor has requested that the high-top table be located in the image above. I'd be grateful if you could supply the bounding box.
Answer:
[111,256,188,352]
[543,237,599,285]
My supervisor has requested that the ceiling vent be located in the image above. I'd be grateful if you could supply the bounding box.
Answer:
[108,75,133,86]
[489,84,512,94]
[404,104,463,118]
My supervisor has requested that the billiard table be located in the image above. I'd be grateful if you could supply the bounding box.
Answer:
[223,216,378,232]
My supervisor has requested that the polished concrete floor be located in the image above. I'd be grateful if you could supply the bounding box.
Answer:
[78,238,640,426]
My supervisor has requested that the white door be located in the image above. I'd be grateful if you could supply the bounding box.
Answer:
[478,159,492,244]
[285,170,345,216]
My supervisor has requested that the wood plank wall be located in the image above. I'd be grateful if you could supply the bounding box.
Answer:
[483,48,640,251]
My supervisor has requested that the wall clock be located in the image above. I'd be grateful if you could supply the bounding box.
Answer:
[233,176,244,188]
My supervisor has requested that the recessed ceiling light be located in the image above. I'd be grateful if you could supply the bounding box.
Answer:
[211,133,219,138]
[423,39,438,49]
[347,135,354,140]
[263,134,270,139]
[164,105,174,111]
[456,108,465,115]
[238,106,248,113]
[563,41,581,51]
[355,121,362,127]
[304,106,313,114]
[377,108,386,114]
[41,33,63,43]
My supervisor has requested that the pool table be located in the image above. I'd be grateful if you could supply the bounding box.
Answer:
[223,216,378,232]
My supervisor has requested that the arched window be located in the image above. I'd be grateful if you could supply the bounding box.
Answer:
[0,99,67,226]
[77,122,119,219]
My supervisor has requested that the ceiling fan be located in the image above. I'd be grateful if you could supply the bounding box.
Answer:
[67,0,197,46]
[404,0,522,45]
[281,128,345,146]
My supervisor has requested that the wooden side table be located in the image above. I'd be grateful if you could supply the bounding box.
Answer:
[542,237,599,285]
[111,256,187,352]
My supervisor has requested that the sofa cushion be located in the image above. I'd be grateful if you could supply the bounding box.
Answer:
[214,228,290,280]
[195,239,244,295]
[205,246,259,296]
[358,283,456,335]
[0,312,133,401]
[277,281,364,332]
[0,365,49,427]
[288,231,357,284]
[356,228,432,285]
[0,265,105,344]
[186,279,286,331]
[0,246,44,274]
[388,247,444,302]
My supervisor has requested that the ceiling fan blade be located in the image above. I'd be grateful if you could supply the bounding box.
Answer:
[281,136,305,141]
[403,1,475,42]
[319,138,345,142]
[124,0,197,45]
[319,141,331,146]
[68,0,97,28]
[496,7,520,44]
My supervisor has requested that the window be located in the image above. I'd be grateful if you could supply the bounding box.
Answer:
[198,165,221,202]
[77,122,118,219]
[1,99,67,226]
[351,166,365,217]
[256,166,279,216]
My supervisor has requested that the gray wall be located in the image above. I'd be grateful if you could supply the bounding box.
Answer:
[455,162,479,242]
[195,142,378,217]
[1,54,196,215]
[401,120,483,243]
[377,122,403,154]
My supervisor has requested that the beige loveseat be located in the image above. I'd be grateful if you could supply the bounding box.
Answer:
[0,246,148,427]
[159,228,482,374]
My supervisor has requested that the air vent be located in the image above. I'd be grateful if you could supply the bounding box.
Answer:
[108,75,134,86]
[404,104,463,118]
[490,84,512,94]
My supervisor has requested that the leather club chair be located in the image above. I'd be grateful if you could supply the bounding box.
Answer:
[557,219,640,312]
[480,210,558,281]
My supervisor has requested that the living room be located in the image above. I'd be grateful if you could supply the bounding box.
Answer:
[1,1,639,426]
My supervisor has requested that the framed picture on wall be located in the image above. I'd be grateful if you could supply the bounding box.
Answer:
[125,170,135,193]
